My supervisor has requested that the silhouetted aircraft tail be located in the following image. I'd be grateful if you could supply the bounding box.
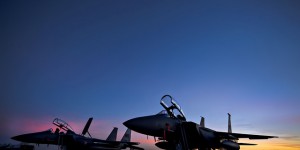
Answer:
[106,127,118,141]
[82,117,93,137]
[200,116,205,127]
[121,128,131,142]
[228,113,232,133]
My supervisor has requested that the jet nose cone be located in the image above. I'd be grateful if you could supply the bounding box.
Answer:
[123,118,136,129]
[11,135,22,141]
[123,117,150,132]
[123,116,160,137]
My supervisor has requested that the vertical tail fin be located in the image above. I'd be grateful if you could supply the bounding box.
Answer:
[121,128,131,142]
[200,116,205,127]
[106,127,118,141]
[228,113,232,133]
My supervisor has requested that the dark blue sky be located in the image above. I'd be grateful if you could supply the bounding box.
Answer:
[1,1,300,149]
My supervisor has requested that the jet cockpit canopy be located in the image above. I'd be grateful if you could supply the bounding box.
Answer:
[156,110,168,116]
[160,95,186,120]
[53,118,74,132]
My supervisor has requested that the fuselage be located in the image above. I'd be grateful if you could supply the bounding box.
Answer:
[11,130,59,145]
[12,129,139,150]
[123,113,180,138]
[123,113,238,150]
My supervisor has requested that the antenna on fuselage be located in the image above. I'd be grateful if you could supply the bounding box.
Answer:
[200,116,205,127]
[228,113,232,133]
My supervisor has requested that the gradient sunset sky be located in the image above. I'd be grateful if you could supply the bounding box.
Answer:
[1,1,300,150]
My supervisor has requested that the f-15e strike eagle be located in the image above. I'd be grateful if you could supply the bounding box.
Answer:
[124,95,277,150]
[12,117,143,150]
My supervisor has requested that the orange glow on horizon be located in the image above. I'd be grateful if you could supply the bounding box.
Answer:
[136,138,157,144]
[10,117,300,150]
[237,138,300,150]
[131,135,300,150]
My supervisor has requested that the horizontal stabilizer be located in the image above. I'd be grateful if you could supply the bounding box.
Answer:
[238,143,257,145]
[215,131,278,139]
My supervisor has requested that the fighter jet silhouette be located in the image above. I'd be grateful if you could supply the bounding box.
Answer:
[12,117,143,150]
[124,95,277,150]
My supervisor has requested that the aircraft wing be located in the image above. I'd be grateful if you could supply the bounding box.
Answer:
[127,145,144,150]
[215,131,278,139]
[107,141,140,146]
[92,138,139,145]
